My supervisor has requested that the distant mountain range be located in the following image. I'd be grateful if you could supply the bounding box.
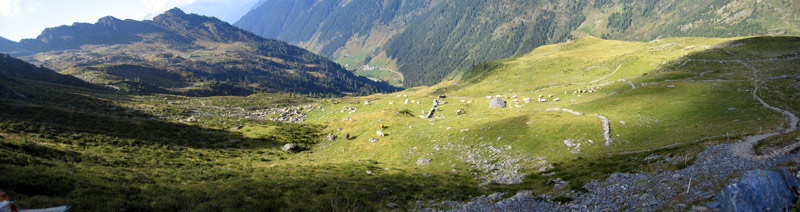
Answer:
[0,8,397,96]
[235,0,800,87]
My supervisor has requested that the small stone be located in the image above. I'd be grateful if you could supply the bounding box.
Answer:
[366,170,373,175]
[672,173,682,179]
[675,204,687,209]
[369,138,379,143]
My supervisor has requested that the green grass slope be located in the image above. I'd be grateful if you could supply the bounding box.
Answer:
[298,35,799,200]
[1,36,798,211]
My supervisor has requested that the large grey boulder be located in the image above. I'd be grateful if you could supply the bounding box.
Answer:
[718,169,798,212]
[488,97,506,108]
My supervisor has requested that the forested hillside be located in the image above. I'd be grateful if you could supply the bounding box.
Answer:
[236,0,800,87]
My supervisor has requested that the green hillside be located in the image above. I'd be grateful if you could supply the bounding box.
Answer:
[1,36,798,211]
[236,0,800,87]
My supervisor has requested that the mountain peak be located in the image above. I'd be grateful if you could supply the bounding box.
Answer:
[96,16,121,27]
[164,7,187,16]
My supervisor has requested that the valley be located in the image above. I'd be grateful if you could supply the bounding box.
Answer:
[1,35,798,211]
[0,1,799,211]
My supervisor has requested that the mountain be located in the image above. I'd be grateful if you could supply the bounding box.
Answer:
[7,8,397,96]
[235,0,800,87]
[0,36,31,56]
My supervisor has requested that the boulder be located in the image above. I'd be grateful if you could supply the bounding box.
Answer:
[416,158,432,166]
[718,169,797,212]
[488,97,506,108]
[426,107,436,118]
[281,143,297,152]
[327,133,337,141]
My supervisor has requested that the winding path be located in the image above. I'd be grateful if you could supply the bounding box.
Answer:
[731,60,799,160]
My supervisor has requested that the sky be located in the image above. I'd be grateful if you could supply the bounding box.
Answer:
[0,0,260,42]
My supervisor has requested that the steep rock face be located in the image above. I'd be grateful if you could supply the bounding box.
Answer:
[236,0,800,87]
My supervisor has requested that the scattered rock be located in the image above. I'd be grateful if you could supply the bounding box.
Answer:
[368,138,379,143]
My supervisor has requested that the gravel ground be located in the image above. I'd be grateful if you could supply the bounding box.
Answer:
[427,141,799,212]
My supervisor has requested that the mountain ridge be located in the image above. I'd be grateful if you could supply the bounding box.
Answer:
[4,8,398,97]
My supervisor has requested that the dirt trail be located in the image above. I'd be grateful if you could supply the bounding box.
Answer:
[731,60,799,160]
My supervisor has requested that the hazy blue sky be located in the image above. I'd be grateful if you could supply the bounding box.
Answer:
[0,0,260,42]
